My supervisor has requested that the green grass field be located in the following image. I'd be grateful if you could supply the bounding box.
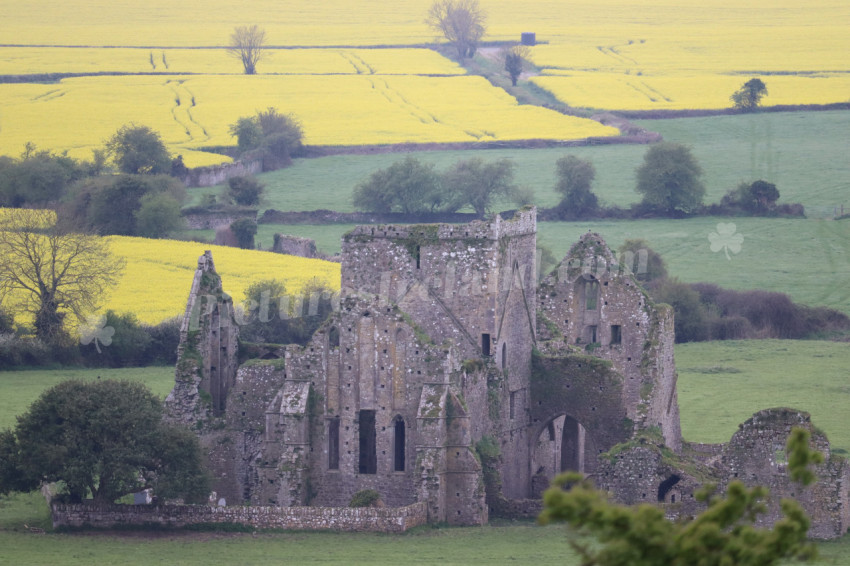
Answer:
[189,110,850,218]
[1,344,849,563]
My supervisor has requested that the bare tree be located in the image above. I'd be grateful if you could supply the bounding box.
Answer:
[227,25,267,75]
[0,209,124,342]
[426,0,486,60]
[503,45,529,86]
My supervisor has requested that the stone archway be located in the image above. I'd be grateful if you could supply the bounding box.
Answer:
[530,412,601,497]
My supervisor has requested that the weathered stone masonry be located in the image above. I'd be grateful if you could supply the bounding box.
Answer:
[160,211,848,538]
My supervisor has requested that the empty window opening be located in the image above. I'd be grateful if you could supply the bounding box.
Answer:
[585,325,597,344]
[329,327,340,348]
[358,410,377,474]
[328,418,340,470]
[509,391,516,419]
[393,416,406,472]
[585,280,599,310]
[657,474,681,502]
[481,333,491,356]
[547,421,556,442]
[414,245,421,269]
[501,343,507,369]
[610,325,621,345]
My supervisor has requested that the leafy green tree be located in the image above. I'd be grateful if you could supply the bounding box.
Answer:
[0,149,86,207]
[230,217,258,249]
[229,116,264,152]
[0,209,124,343]
[68,174,184,236]
[554,155,598,219]
[0,379,209,503]
[106,124,172,175]
[353,156,444,214]
[723,179,780,214]
[134,191,185,238]
[731,78,768,111]
[228,108,303,167]
[503,45,529,86]
[227,175,264,206]
[539,427,822,566]
[427,0,487,59]
[442,157,517,218]
[635,143,705,215]
[227,24,267,75]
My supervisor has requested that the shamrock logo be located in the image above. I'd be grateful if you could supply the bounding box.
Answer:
[79,314,115,354]
[709,223,744,260]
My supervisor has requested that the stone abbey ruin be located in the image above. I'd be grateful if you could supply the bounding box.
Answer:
[164,208,849,538]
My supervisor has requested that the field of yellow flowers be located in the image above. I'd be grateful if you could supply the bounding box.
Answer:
[3,0,846,163]
[0,73,617,166]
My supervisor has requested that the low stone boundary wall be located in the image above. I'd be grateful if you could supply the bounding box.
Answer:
[51,502,428,533]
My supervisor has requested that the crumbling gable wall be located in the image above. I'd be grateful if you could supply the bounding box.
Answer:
[537,233,682,451]
[166,250,239,425]
[720,408,849,539]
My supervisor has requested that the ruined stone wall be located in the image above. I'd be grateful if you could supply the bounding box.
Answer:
[529,353,630,476]
[252,297,487,524]
[719,408,849,539]
[165,251,239,426]
[538,233,682,451]
[594,409,849,540]
[51,502,428,533]
[339,209,537,500]
[182,209,258,230]
[181,158,263,188]
[272,234,320,258]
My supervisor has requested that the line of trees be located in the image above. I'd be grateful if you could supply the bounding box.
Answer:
[350,146,794,222]
[352,155,528,218]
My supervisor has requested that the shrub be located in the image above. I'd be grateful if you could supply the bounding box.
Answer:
[227,176,264,206]
[230,218,257,249]
[651,278,708,342]
[239,278,336,346]
[349,489,382,508]
[135,192,185,238]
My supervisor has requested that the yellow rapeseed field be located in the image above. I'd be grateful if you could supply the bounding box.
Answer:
[104,237,341,325]
[0,47,465,76]
[0,74,617,165]
[0,0,847,159]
